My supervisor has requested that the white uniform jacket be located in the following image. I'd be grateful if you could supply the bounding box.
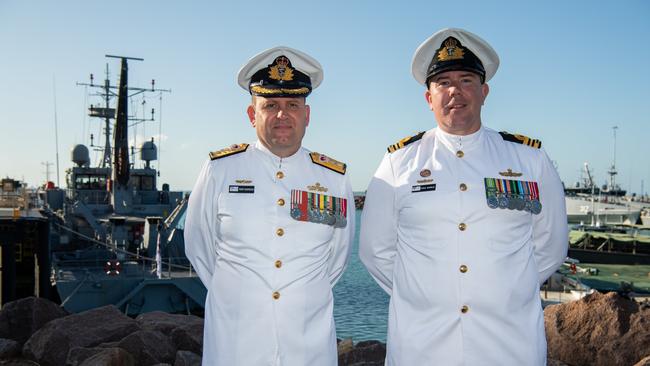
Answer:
[185,140,355,366]
[359,126,567,366]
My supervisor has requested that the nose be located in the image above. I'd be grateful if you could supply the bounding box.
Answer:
[276,109,288,119]
[448,82,462,96]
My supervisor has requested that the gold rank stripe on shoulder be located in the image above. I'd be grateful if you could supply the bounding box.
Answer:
[309,152,347,175]
[387,131,425,153]
[499,131,542,149]
[209,143,250,160]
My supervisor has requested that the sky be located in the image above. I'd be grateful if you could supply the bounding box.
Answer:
[1,0,649,193]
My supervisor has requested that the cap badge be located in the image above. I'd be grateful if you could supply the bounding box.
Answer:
[437,37,465,62]
[269,56,295,81]
[420,169,431,177]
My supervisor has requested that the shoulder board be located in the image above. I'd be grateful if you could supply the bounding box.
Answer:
[499,131,542,149]
[309,152,346,175]
[209,143,249,160]
[387,131,425,153]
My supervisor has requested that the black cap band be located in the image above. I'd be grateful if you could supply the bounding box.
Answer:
[425,37,486,84]
[248,55,312,97]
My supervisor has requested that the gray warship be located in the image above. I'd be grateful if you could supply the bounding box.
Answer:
[44,55,205,315]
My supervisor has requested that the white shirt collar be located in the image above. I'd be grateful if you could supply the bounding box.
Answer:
[253,140,303,165]
[434,125,484,153]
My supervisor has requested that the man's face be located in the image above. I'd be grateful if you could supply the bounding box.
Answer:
[425,70,489,136]
[247,96,310,157]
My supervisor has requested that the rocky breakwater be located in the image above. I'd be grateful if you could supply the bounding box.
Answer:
[0,292,647,365]
[0,297,203,366]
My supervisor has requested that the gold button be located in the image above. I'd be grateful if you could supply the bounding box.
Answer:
[276,228,284,236]
[459,265,468,273]
[276,171,284,179]
[277,198,285,206]
[458,223,467,231]
[272,291,280,300]
[456,150,464,158]
[459,183,467,191]
[461,305,469,313]
[275,260,282,268]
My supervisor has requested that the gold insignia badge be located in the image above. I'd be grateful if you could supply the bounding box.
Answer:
[236,179,252,184]
[269,56,294,81]
[307,182,328,192]
[499,168,523,177]
[437,37,465,62]
[420,169,431,177]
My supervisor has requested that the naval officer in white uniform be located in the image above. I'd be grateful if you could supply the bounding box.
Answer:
[185,46,354,365]
[359,28,568,365]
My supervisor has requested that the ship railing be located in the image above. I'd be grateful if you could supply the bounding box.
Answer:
[53,222,198,279]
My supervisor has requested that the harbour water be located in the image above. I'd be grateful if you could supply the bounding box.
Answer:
[333,210,389,342]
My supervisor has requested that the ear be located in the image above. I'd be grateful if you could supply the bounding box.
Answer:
[424,89,434,111]
[481,83,490,105]
[246,105,256,127]
[304,105,310,127]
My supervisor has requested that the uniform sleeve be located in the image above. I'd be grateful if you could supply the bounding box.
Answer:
[359,153,398,295]
[184,159,219,287]
[532,149,568,284]
[326,175,355,287]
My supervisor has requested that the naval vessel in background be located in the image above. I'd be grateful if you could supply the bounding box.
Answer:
[41,55,205,315]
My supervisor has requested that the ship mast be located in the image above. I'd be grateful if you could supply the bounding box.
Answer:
[76,55,170,170]
[607,126,618,192]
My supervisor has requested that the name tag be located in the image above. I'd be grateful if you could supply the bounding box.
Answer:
[412,184,436,193]
[229,185,254,194]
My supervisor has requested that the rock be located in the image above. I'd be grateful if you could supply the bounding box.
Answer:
[547,359,569,366]
[545,291,650,366]
[170,323,203,355]
[635,355,650,366]
[67,346,106,366]
[0,339,21,359]
[136,312,203,334]
[22,305,139,366]
[0,297,68,346]
[78,347,135,366]
[338,340,386,366]
[173,350,201,366]
[115,330,176,365]
[337,338,354,355]
[0,359,40,365]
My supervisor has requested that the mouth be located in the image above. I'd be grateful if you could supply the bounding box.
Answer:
[447,103,466,110]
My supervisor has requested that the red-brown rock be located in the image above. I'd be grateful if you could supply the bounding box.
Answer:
[545,291,650,366]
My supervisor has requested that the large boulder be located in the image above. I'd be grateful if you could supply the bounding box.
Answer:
[0,297,68,346]
[173,350,201,366]
[136,312,203,334]
[338,340,386,366]
[0,339,21,359]
[545,291,650,366]
[115,330,176,365]
[78,347,135,366]
[22,305,139,366]
[170,323,203,355]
